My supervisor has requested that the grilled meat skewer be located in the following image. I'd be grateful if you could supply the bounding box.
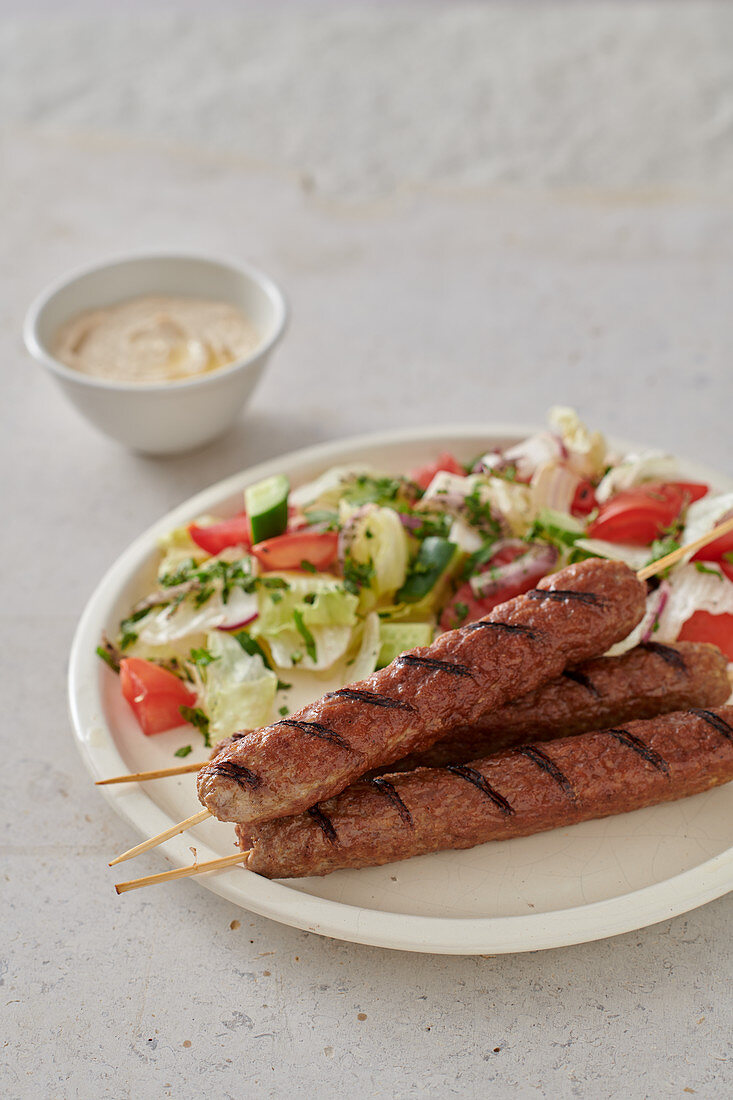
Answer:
[377,640,731,772]
[198,559,647,826]
[236,707,733,878]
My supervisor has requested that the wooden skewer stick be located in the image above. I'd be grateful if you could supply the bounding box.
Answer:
[636,514,733,581]
[115,851,249,894]
[96,761,203,785]
[108,808,212,867]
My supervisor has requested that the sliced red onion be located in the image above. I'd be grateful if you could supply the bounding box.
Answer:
[641,580,671,643]
[217,611,259,632]
[398,513,425,532]
[469,544,558,598]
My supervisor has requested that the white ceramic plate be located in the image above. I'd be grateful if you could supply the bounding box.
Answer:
[68,425,733,954]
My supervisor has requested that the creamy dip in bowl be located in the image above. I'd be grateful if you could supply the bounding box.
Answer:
[54,295,261,384]
[24,252,287,454]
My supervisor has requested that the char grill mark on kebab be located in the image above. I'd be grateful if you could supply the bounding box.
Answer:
[204,760,261,790]
[307,805,338,842]
[324,688,416,713]
[561,668,601,699]
[395,655,474,678]
[273,719,352,751]
[606,728,670,773]
[237,707,733,879]
[527,589,607,607]
[690,709,733,741]
[444,764,514,815]
[197,559,648,826]
[463,622,539,638]
[367,777,414,826]
[639,641,688,672]
[515,745,576,798]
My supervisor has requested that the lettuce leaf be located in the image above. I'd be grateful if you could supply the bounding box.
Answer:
[250,574,359,670]
[202,631,277,742]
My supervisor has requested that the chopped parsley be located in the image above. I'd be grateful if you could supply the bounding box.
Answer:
[342,552,375,596]
[174,745,193,758]
[410,511,452,541]
[462,539,500,579]
[303,508,340,530]
[179,705,211,747]
[292,609,317,662]
[233,632,272,669]
[96,644,120,673]
[452,600,469,624]
[300,560,318,573]
[189,646,217,667]
[119,605,159,650]
[463,489,502,538]
[276,679,292,691]
[278,705,289,717]
[694,561,722,578]
[344,475,403,508]
[645,536,681,574]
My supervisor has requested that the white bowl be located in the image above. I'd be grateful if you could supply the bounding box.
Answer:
[23,252,288,455]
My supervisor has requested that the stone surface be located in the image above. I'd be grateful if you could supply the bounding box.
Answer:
[2,4,732,1098]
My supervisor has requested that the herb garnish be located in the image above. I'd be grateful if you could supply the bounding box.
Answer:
[453,601,469,624]
[189,646,217,667]
[174,745,193,758]
[344,475,403,508]
[234,633,272,668]
[293,609,317,662]
[96,644,120,673]
[303,508,340,530]
[342,551,375,595]
[119,605,160,650]
[694,561,722,578]
[645,537,681,576]
[410,511,452,540]
[300,560,318,573]
[463,489,502,538]
[179,705,211,747]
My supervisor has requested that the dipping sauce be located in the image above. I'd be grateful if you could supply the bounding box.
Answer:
[53,295,260,384]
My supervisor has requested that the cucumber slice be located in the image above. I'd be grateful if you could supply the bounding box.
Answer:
[396,537,458,603]
[377,622,434,668]
[245,475,290,543]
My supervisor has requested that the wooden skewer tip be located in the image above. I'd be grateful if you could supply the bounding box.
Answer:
[636,514,733,582]
[96,761,203,785]
[115,851,249,894]
[108,807,212,867]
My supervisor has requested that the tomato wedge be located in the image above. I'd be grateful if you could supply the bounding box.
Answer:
[189,512,251,555]
[691,512,733,565]
[439,544,545,631]
[585,481,708,545]
[119,657,196,736]
[571,479,598,518]
[677,611,733,662]
[410,452,465,492]
[251,530,339,572]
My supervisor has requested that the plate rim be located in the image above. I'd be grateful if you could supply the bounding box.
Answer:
[68,421,733,954]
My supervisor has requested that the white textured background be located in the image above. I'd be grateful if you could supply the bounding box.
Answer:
[2,3,733,1098]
